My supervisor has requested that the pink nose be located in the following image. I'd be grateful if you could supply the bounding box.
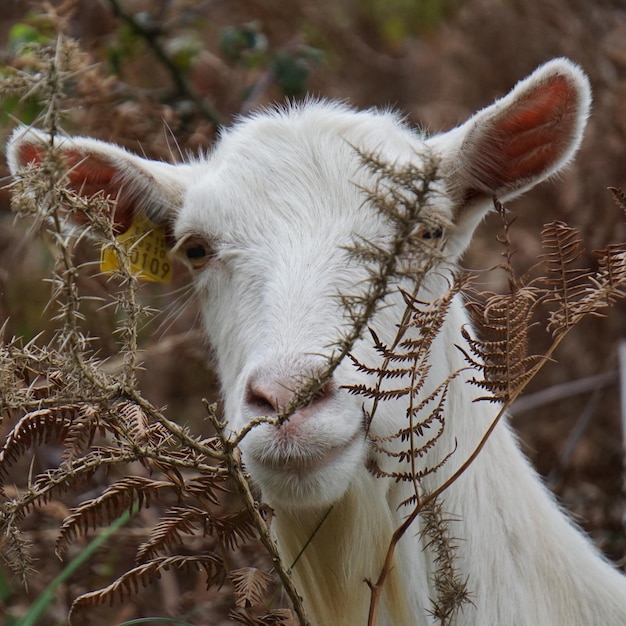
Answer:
[244,371,336,416]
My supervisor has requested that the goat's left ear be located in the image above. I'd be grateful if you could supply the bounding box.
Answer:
[435,58,591,212]
[7,127,192,236]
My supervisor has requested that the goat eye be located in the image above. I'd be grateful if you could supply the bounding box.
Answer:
[187,245,207,260]
[421,226,443,240]
[180,236,216,269]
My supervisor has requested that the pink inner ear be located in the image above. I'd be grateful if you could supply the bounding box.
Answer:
[17,143,46,168]
[63,150,134,234]
[468,74,579,193]
[16,143,134,234]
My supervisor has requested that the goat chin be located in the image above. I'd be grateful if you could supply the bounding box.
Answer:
[240,416,368,510]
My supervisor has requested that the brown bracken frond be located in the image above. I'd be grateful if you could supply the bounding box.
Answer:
[609,186,626,215]
[539,220,591,336]
[0,406,76,483]
[230,567,275,608]
[346,276,464,505]
[460,201,540,404]
[208,508,263,552]
[136,506,206,562]
[0,522,34,585]
[116,401,151,446]
[462,288,540,403]
[568,242,626,320]
[69,554,225,621]
[55,477,175,558]
[61,404,102,462]
[136,505,259,563]
[230,608,296,626]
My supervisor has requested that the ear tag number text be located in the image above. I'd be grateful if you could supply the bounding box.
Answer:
[100,215,173,283]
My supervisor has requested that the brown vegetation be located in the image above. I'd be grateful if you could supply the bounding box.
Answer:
[1,1,625,625]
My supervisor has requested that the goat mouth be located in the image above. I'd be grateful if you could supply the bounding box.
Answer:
[251,430,363,475]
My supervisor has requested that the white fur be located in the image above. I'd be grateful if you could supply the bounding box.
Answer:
[8,59,626,625]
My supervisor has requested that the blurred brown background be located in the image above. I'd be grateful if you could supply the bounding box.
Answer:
[1,0,625,624]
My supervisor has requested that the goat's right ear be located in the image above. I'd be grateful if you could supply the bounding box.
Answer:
[7,127,191,235]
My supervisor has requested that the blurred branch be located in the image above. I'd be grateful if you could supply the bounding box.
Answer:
[510,371,618,415]
[547,387,604,487]
[299,1,409,74]
[106,0,225,126]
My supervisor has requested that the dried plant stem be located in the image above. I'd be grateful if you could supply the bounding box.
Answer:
[205,401,311,626]
[366,504,421,626]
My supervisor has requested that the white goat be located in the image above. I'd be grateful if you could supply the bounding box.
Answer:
[8,58,626,625]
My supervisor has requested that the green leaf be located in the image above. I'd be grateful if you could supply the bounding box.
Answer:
[8,23,47,54]
[166,32,203,73]
[272,52,310,97]
[219,23,267,64]
[0,93,43,127]
[0,566,13,602]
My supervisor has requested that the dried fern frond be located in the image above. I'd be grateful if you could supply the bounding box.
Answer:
[539,220,591,336]
[230,607,296,626]
[115,401,151,446]
[183,473,229,507]
[208,508,264,552]
[367,444,456,488]
[459,201,541,404]
[0,406,76,483]
[230,567,275,608]
[69,554,225,620]
[136,505,259,563]
[55,476,174,557]
[462,287,541,403]
[346,273,463,502]
[367,378,451,449]
[567,243,626,320]
[136,506,207,562]
[597,242,626,289]
[23,448,138,509]
[346,274,464,400]
[61,404,102,462]
[609,186,626,215]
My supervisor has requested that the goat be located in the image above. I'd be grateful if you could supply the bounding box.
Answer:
[8,58,626,625]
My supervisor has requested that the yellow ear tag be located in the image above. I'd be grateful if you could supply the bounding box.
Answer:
[100,215,173,283]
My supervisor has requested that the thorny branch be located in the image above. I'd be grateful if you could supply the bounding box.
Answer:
[232,149,448,448]
[206,402,309,626]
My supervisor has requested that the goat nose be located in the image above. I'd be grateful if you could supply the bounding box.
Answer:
[244,373,336,416]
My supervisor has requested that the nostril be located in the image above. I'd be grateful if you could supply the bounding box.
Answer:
[244,371,337,416]
[245,381,281,414]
